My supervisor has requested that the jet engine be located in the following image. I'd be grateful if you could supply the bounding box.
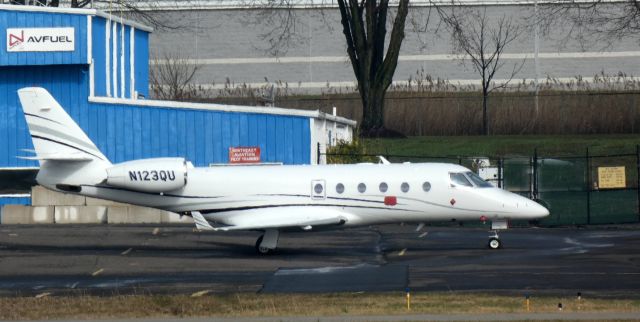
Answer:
[105,158,187,193]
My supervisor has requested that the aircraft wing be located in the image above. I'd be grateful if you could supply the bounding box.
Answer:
[192,207,349,232]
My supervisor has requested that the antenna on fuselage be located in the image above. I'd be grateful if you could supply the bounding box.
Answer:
[378,156,390,165]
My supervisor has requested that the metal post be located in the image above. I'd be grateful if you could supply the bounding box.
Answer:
[534,0,540,117]
[586,148,592,224]
[636,145,640,221]
[532,148,538,200]
[498,158,503,189]
[316,142,321,165]
[308,17,313,84]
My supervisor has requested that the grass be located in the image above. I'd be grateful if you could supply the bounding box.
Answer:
[363,135,640,158]
[0,292,639,320]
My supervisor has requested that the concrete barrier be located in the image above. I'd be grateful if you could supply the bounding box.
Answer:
[107,206,161,224]
[127,206,162,224]
[161,210,194,224]
[85,196,128,206]
[31,186,85,206]
[4,185,194,225]
[54,206,107,224]
[105,206,129,224]
[1,204,191,225]
[1,205,54,224]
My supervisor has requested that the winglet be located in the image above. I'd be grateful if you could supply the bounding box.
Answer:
[191,211,216,231]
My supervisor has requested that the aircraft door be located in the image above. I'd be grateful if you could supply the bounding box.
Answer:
[311,179,326,200]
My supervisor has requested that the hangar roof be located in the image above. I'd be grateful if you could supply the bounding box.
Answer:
[91,0,624,11]
[89,96,358,126]
[0,3,153,32]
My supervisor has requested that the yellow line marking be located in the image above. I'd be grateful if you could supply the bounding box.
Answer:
[191,290,211,298]
[92,268,104,276]
[35,292,51,298]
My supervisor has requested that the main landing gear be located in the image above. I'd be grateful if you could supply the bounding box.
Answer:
[255,229,279,254]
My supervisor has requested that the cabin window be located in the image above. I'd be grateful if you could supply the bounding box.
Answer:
[358,183,366,193]
[379,182,388,193]
[401,182,410,193]
[450,172,473,187]
[336,183,345,194]
[422,181,431,192]
[314,183,324,194]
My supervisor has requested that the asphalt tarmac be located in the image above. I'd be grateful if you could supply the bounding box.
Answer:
[0,224,639,297]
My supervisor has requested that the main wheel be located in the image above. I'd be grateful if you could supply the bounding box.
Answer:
[255,235,272,254]
[488,237,501,249]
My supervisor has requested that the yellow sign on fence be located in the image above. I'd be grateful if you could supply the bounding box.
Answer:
[597,166,626,189]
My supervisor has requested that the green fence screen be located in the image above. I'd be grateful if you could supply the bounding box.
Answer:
[324,148,640,226]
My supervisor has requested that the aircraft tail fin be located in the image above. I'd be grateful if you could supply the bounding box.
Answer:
[18,87,111,189]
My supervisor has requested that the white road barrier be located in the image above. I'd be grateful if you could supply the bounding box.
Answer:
[1,186,186,225]
[54,206,108,224]
[31,185,85,206]
[1,205,54,224]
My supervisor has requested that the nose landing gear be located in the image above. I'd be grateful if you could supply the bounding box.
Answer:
[488,230,502,249]
[487,219,508,249]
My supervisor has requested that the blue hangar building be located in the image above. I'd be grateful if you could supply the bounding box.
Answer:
[0,4,356,205]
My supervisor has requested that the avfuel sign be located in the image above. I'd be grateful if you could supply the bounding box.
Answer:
[7,27,74,52]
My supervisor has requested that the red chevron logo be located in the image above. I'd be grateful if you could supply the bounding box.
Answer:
[8,30,24,48]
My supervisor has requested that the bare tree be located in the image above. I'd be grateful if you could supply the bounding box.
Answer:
[16,0,413,134]
[7,0,191,30]
[92,0,197,31]
[237,0,410,136]
[240,1,306,57]
[438,5,523,135]
[150,54,205,101]
[338,0,410,136]
[541,1,640,45]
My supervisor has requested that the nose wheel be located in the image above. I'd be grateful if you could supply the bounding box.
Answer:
[488,231,502,249]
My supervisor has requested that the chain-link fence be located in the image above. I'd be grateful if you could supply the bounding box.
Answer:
[321,146,640,227]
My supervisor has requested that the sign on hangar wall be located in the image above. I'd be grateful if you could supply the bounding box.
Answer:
[229,147,261,164]
[7,27,74,52]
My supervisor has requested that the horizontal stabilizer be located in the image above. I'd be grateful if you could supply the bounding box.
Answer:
[17,153,94,162]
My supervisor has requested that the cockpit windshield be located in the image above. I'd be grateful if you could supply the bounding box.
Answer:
[450,172,473,187]
[465,171,493,188]
[450,171,493,188]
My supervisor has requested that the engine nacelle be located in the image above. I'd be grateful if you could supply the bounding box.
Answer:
[105,158,187,193]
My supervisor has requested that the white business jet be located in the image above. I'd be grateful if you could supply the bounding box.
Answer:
[18,87,549,254]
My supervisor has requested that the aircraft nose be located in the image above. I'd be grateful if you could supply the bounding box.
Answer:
[526,199,550,218]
